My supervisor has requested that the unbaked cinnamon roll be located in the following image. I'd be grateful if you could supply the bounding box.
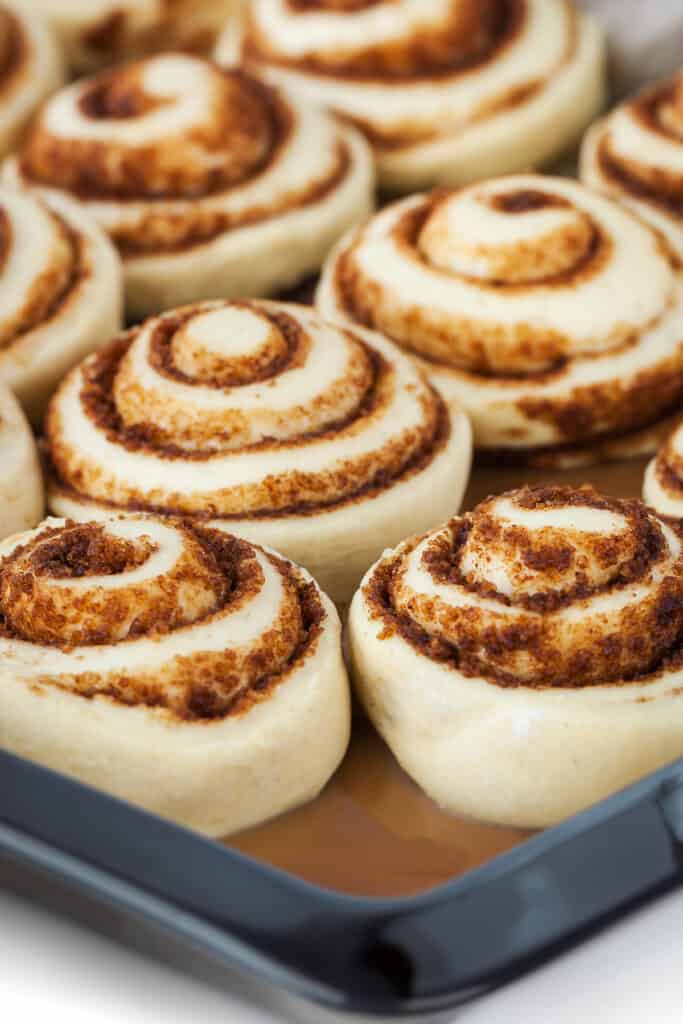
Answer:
[0,513,350,836]
[581,69,683,262]
[318,174,683,467]
[216,0,606,193]
[31,1,240,74]
[6,54,374,321]
[44,300,472,605]
[0,187,122,426]
[350,484,683,828]
[0,385,43,541]
[0,3,62,157]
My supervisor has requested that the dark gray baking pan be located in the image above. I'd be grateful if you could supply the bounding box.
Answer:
[1,744,683,1018]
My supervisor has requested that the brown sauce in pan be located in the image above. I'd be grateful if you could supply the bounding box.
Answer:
[225,458,648,897]
[229,716,529,898]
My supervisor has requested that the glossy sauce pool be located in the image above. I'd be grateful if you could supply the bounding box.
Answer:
[225,458,648,897]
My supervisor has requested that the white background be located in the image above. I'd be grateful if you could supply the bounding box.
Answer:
[1,883,683,1022]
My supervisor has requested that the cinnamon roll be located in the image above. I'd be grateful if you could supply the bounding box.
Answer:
[349,484,683,828]
[44,300,472,605]
[0,385,43,541]
[0,514,350,836]
[31,1,240,74]
[5,54,374,321]
[643,421,683,518]
[216,0,606,193]
[318,174,683,467]
[581,70,683,262]
[0,187,122,426]
[0,3,62,158]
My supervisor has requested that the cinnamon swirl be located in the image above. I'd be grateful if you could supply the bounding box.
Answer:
[643,420,683,518]
[0,3,62,158]
[217,0,606,193]
[318,174,683,467]
[0,514,350,836]
[0,385,43,541]
[0,187,122,426]
[581,69,683,262]
[6,54,374,320]
[44,300,472,605]
[31,1,240,74]
[350,485,683,828]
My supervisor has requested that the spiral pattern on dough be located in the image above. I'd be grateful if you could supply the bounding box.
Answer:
[0,3,63,157]
[318,174,683,465]
[30,1,240,73]
[349,485,683,826]
[581,70,683,262]
[7,54,374,319]
[217,0,605,191]
[44,300,471,602]
[366,486,683,688]
[0,187,122,425]
[643,418,683,518]
[0,513,350,834]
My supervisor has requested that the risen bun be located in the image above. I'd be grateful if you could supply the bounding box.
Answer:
[0,187,122,425]
[0,3,62,157]
[217,0,606,193]
[350,485,683,828]
[45,300,472,605]
[0,514,349,836]
[318,174,683,466]
[6,54,374,320]
[30,1,240,74]
[0,385,43,541]
[581,70,683,261]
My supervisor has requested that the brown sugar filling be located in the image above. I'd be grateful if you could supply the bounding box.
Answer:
[0,522,326,722]
[24,69,285,201]
[24,524,152,579]
[112,137,351,257]
[147,306,308,389]
[655,450,683,495]
[365,487,683,689]
[0,9,26,100]
[596,82,683,217]
[597,141,683,220]
[333,187,683,444]
[245,0,525,82]
[0,213,86,352]
[334,191,614,380]
[46,318,450,518]
[340,191,607,310]
[243,1,579,152]
[18,67,355,256]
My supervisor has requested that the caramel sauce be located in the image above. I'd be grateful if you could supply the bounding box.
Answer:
[225,457,648,898]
